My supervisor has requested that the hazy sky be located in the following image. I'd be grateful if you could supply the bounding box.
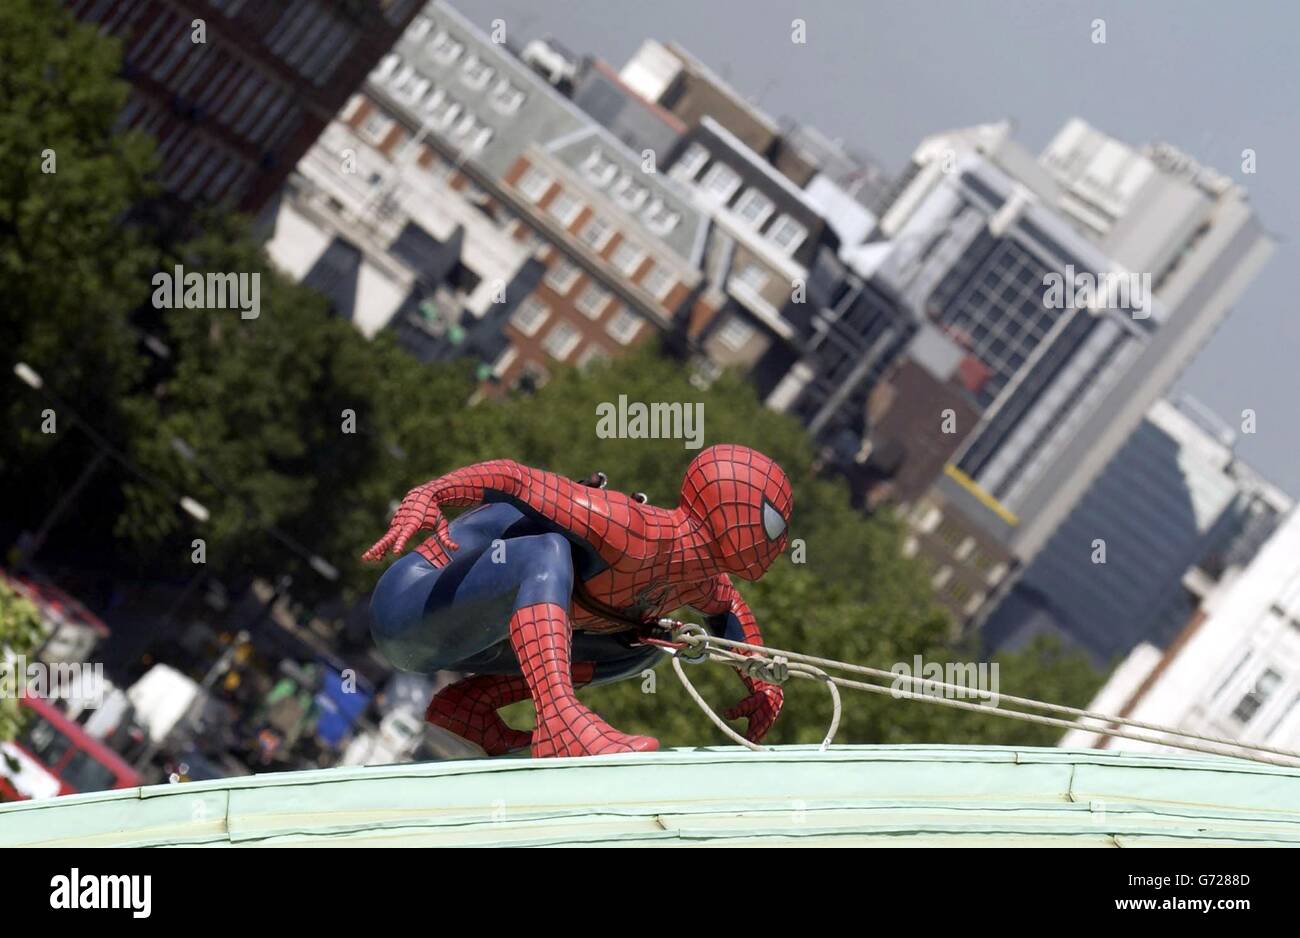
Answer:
[464,1,1300,495]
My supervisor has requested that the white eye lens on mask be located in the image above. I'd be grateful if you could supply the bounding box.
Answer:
[762,499,786,541]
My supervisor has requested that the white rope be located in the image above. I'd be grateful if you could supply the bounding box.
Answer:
[668,645,843,753]
[660,623,1300,770]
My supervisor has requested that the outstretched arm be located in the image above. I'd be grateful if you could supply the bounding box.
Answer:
[362,459,601,566]
[687,575,784,743]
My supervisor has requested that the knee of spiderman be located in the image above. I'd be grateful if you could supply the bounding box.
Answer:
[517,533,574,608]
[533,532,571,566]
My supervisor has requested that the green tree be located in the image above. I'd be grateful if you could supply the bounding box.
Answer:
[118,213,491,601]
[0,0,159,537]
[0,581,44,743]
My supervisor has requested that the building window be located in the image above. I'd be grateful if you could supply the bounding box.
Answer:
[700,162,742,204]
[767,213,808,254]
[581,149,618,187]
[611,176,648,211]
[373,53,400,80]
[671,142,710,182]
[361,110,394,144]
[643,199,681,236]
[611,241,643,277]
[1232,669,1284,724]
[605,306,643,345]
[579,216,614,250]
[394,68,430,102]
[735,263,769,293]
[430,31,463,65]
[517,165,552,202]
[461,54,494,90]
[511,297,550,337]
[640,264,675,301]
[452,113,478,139]
[542,321,582,361]
[575,283,612,319]
[576,344,609,370]
[437,101,463,130]
[390,62,415,89]
[716,315,756,351]
[547,190,584,227]
[421,87,447,114]
[491,79,525,114]
[733,188,775,228]
[544,257,582,296]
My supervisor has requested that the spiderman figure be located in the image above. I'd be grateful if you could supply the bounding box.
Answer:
[361,444,792,758]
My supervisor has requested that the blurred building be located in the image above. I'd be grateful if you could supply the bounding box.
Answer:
[1062,507,1300,758]
[983,396,1292,662]
[856,119,1274,628]
[611,39,901,448]
[272,0,711,389]
[262,105,543,369]
[63,0,422,210]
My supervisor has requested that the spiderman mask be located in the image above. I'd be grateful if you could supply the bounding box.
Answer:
[678,444,792,582]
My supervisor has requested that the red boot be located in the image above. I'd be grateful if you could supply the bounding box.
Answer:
[510,603,658,758]
[426,674,533,755]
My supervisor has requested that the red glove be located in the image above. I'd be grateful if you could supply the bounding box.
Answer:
[362,480,459,566]
[725,681,783,743]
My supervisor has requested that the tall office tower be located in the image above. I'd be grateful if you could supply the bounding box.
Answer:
[859,119,1273,626]
[62,0,422,210]
[983,396,1292,662]
[1061,508,1300,759]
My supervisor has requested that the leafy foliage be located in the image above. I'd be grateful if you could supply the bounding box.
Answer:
[0,0,160,545]
[0,581,44,743]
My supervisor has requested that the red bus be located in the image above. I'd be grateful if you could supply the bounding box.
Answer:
[0,696,140,801]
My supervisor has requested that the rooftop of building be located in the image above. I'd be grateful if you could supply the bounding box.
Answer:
[4,744,1299,847]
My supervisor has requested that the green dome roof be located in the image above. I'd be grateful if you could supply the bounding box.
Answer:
[4,745,1300,847]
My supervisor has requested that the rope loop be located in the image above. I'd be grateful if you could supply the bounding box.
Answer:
[742,654,790,685]
[666,621,711,665]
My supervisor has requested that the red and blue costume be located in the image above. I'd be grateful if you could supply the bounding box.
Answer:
[362,444,792,758]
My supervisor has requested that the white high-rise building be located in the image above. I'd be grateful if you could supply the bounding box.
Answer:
[872,118,1275,625]
[1062,508,1300,757]
[984,396,1291,661]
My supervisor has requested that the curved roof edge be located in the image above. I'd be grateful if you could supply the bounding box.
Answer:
[4,745,1300,847]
